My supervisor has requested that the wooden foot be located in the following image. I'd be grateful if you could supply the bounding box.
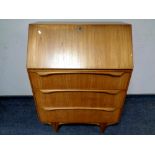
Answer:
[51,122,59,132]
[99,123,107,133]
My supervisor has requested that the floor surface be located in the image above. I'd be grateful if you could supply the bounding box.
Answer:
[0,95,155,135]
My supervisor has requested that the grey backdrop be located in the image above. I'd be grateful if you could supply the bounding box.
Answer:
[0,19,155,95]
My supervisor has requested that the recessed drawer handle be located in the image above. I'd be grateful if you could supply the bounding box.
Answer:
[36,71,124,77]
[43,106,116,112]
[40,89,121,95]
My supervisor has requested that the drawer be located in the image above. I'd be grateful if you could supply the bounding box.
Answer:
[29,70,131,90]
[35,89,126,109]
[37,107,122,123]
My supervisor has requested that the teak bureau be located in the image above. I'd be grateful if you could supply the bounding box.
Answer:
[27,23,133,133]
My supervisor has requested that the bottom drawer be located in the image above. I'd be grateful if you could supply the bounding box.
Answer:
[37,108,122,124]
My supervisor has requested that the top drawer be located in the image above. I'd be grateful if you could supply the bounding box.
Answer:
[28,70,131,90]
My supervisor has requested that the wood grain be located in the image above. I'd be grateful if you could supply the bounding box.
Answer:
[27,24,133,69]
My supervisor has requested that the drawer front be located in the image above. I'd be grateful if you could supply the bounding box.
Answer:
[35,89,126,109]
[37,108,122,123]
[29,70,131,90]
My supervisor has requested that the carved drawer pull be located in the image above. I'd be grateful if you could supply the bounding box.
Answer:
[40,89,121,95]
[43,106,116,112]
[36,71,124,77]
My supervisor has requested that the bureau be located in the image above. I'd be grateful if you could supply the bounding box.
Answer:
[27,24,133,133]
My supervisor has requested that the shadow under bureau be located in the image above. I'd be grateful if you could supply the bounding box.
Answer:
[27,24,133,133]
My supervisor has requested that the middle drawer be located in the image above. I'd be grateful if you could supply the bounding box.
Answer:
[35,89,126,110]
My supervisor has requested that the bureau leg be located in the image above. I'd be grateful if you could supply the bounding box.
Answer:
[51,122,59,132]
[99,123,107,133]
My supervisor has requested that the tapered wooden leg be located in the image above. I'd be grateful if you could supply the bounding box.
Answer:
[99,123,107,133]
[51,122,59,132]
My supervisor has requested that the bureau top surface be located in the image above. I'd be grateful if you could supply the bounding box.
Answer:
[27,24,133,69]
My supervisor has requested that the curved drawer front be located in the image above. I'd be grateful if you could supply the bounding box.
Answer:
[37,108,122,123]
[29,70,131,90]
[35,89,126,109]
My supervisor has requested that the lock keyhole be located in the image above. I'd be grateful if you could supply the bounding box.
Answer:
[78,27,82,31]
[77,26,82,32]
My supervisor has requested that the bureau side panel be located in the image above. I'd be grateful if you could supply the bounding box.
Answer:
[27,69,42,121]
